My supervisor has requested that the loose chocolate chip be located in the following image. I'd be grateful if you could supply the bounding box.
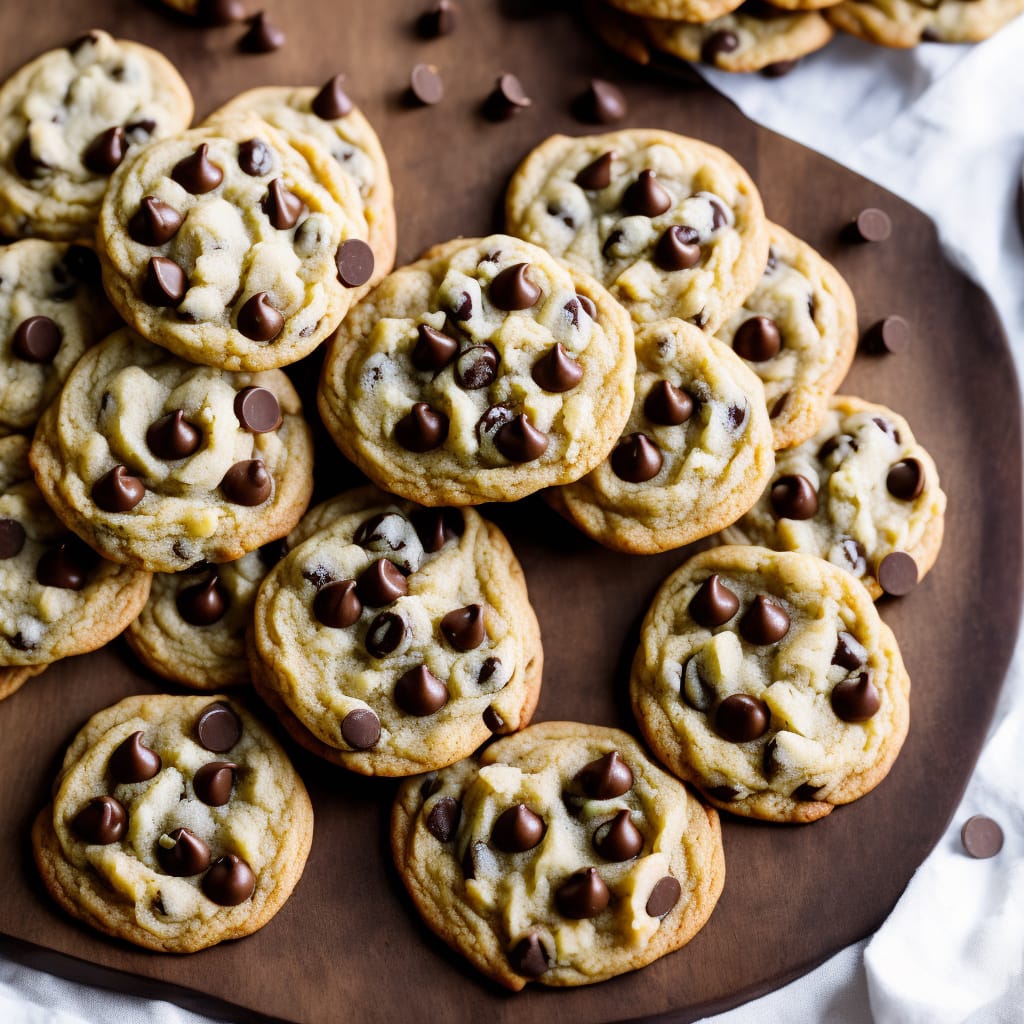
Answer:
[623,169,671,218]
[715,694,770,742]
[485,73,531,120]
[109,732,161,784]
[262,178,303,229]
[707,785,738,802]
[531,343,583,393]
[770,475,818,520]
[483,706,506,733]
[655,225,701,271]
[734,316,782,362]
[128,197,184,246]
[412,324,458,372]
[833,631,867,671]
[193,761,237,806]
[172,143,223,194]
[646,876,681,918]
[440,604,485,651]
[336,239,375,288]
[14,137,46,179]
[411,507,463,552]
[314,579,362,628]
[357,559,408,607]
[342,708,380,749]
[82,126,126,175]
[611,433,663,483]
[409,63,444,106]
[73,796,127,845]
[493,804,545,852]
[395,665,449,716]
[509,933,549,978]
[495,414,548,463]
[198,0,247,24]
[681,656,715,712]
[455,344,499,389]
[575,151,614,191]
[831,672,881,722]
[841,537,867,575]
[239,11,285,51]
[142,257,187,306]
[147,409,201,460]
[961,815,1004,859]
[644,380,693,426]
[12,316,61,363]
[877,551,918,596]
[701,30,739,65]
[312,74,353,120]
[418,0,458,36]
[237,292,284,341]
[689,574,739,627]
[221,460,272,505]
[158,827,212,876]
[36,541,91,590]
[577,751,633,799]
[177,575,228,626]
[426,796,461,842]
[848,208,892,244]
[864,315,911,356]
[0,519,26,559]
[593,809,643,861]
[576,79,626,124]
[238,138,273,176]
[234,386,282,433]
[739,595,790,645]
[202,854,255,905]
[762,59,798,78]
[489,262,541,310]
[92,465,145,513]
[365,611,405,657]
[556,868,610,919]
[887,459,925,500]
[196,702,242,752]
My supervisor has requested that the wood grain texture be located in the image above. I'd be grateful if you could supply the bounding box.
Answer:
[0,2,1020,1022]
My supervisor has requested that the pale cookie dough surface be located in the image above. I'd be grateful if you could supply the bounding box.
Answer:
[29,328,314,573]
[607,0,746,24]
[392,722,725,990]
[0,30,193,242]
[548,318,774,554]
[715,223,857,450]
[826,0,1024,45]
[0,435,151,685]
[0,240,117,433]
[505,131,768,331]
[723,395,946,598]
[250,488,543,776]
[630,546,911,823]
[318,234,636,506]
[33,693,313,953]
[98,116,369,372]
[204,84,396,289]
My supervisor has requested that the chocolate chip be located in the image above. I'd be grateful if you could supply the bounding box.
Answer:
[489,262,540,310]
[177,575,228,626]
[73,796,127,845]
[960,815,1004,859]
[877,551,918,596]
[237,292,284,341]
[108,732,161,784]
[818,433,858,464]
[409,63,444,106]
[707,785,738,802]
[395,664,449,716]
[342,708,380,749]
[196,702,242,751]
[82,126,126,175]
[92,465,145,513]
[63,244,101,286]
[67,31,101,53]
[202,854,255,905]
[556,868,610,919]
[483,706,506,733]
[485,73,531,120]
[418,0,458,36]
[701,30,739,65]
[462,839,499,880]
[681,656,715,712]
[770,475,818,520]
[862,315,910,355]
[0,519,26,559]
[655,225,700,271]
[142,257,187,306]
[426,796,461,842]
[336,239,375,288]
[841,537,867,575]
[531,343,583,392]
[193,761,237,806]
[171,143,223,194]
[593,809,643,861]
[873,417,900,444]
[734,316,782,362]
[157,827,211,876]
[147,410,201,460]
[727,403,748,430]
[478,657,500,685]
[833,631,867,671]
[622,169,671,218]
[440,604,485,651]
[792,782,823,802]
[830,672,881,722]
[125,119,157,144]
[646,876,681,918]
[887,459,925,500]
[234,386,282,433]
[690,574,739,627]
[313,579,362,628]
[359,560,409,608]
[198,0,247,24]
[455,344,499,389]
[575,151,614,191]
[564,292,597,326]
[365,611,405,657]
[412,324,458,372]
[36,540,91,590]
[848,208,892,243]
[239,11,285,51]
[769,393,789,419]
[221,460,272,505]
[576,79,626,124]
[14,137,46,179]
[495,414,548,462]
[492,804,545,852]
[762,59,798,78]
[262,178,303,230]
[12,316,61,363]
[577,751,633,799]
[476,402,513,443]
[715,694,770,742]
[611,433,662,482]
[312,74,353,120]
[128,197,183,246]
[411,507,463,552]
[739,595,790,645]
[644,380,693,426]
[238,138,273,176]
[509,933,549,978]
[449,291,473,321]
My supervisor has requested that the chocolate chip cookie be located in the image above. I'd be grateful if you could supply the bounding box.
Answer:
[32,693,313,952]
[548,318,774,554]
[391,722,725,989]
[630,545,911,822]
[0,30,193,241]
[29,328,314,573]
[317,234,636,505]
[97,115,371,372]
[606,0,747,23]
[723,395,946,598]
[505,130,768,331]
[826,0,1024,45]
[249,488,543,776]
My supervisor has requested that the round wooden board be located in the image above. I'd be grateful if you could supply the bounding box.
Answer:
[0,2,1020,1022]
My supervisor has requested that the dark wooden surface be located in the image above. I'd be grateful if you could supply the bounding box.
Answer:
[1,2,1021,1022]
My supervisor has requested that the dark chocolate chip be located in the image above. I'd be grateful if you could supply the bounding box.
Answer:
[739,595,790,645]
[734,316,782,362]
[198,0,247,25]
[841,537,867,575]
[418,0,458,36]
[202,854,255,905]
[157,827,211,876]
[394,664,449,716]
[715,694,770,742]
[961,815,1004,859]
[73,796,127,845]
[177,575,228,626]
[314,579,362,628]
[342,708,380,749]
[770,475,818,520]
[412,324,458,371]
[82,126,126,175]
[312,74,353,120]
[365,611,405,657]
[873,417,900,444]
[577,751,633,799]
[221,460,272,505]
[762,59,798,78]
[770,393,789,419]
[12,316,61,363]
[887,459,925,500]
[707,785,738,802]
[556,868,610,919]
[411,507,463,552]
[142,256,187,306]
[68,31,101,53]
[818,433,858,464]
[509,933,549,978]
[147,409,201,460]
[196,701,242,752]
[128,197,183,246]
[644,380,693,425]
[193,761,237,806]
[108,732,161,784]
[409,63,444,106]
[622,169,671,217]
[576,79,626,124]
[449,291,473,321]
[689,574,739,627]
[564,292,597,326]
[440,604,485,651]
[877,551,918,596]
[593,809,643,861]
[14,137,47,179]
[763,738,780,779]
[476,402,513,442]
[0,519,26,559]
[531,343,583,392]
[36,540,92,590]
[234,386,282,433]
[478,657,500,685]
[701,30,739,65]
[171,143,223,194]
[495,414,548,462]
[864,315,911,356]
[92,465,145,513]
[830,672,881,722]
[681,656,715,712]
[848,208,892,243]
[357,559,408,607]
[336,239,375,288]
[655,225,701,271]
[426,796,461,842]
[574,151,614,191]
[727,403,748,430]
[262,178,303,229]
[485,73,531,120]
[646,876,681,918]
[63,244,101,285]
[238,138,273,176]
[492,804,545,852]
[792,783,824,802]
[832,631,867,671]
[455,344,499,389]
[611,433,662,482]
[239,11,285,52]
[462,839,499,880]
[237,292,284,341]
[125,119,157,144]
[489,262,541,310]
[483,706,506,732]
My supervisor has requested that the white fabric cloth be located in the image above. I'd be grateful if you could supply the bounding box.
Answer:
[4,23,1024,1024]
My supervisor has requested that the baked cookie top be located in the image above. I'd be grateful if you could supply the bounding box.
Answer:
[505,130,768,331]
[548,318,774,554]
[0,30,194,242]
[607,0,746,23]
[724,395,946,598]
[29,328,314,573]
[391,722,725,990]
[250,487,543,776]
[33,693,313,953]
[630,546,911,823]
[204,80,396,289]
[97,116,371,372]
[826,0,1024,46]
[318,234,636,506]
[714,223,857,450]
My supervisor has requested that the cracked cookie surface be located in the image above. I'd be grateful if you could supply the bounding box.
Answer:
[826,0,1024,45]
